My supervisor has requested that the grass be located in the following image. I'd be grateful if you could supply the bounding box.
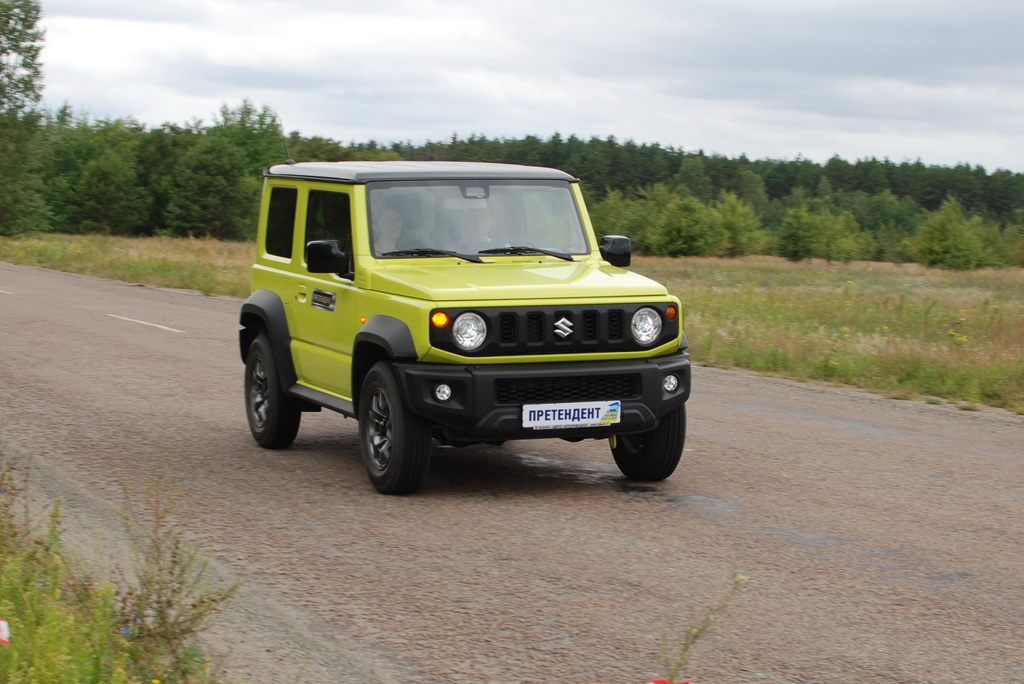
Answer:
[632,256,1024,414]
[2,234,1022,413]
[0,453,236,683]
[0,234,252,297]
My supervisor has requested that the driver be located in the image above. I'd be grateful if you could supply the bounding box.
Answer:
[455,205,495,251]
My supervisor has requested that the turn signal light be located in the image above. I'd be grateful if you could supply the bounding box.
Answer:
[431,312,450,328]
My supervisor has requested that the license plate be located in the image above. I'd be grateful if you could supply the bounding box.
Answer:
[522,400,621,430]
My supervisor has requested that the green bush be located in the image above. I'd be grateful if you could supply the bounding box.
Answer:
[0,455,237,683]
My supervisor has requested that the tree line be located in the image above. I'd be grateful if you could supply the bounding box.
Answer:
[6,109,1021,269]
[398,134,1024,269]
[2,0,1022,268]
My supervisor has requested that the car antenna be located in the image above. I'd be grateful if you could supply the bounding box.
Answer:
[278,117,296,165]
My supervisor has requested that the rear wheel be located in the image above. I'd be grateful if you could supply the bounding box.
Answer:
[358,362,432,494]
[610,404,686,481]
[244,334,301,449]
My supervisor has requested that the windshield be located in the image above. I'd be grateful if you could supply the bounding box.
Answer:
[366,180,589,258]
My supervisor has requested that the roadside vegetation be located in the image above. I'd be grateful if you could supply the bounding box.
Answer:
[634,256,1024,414]
[0,233,251,297]
[0,454,236,683]
[1,233,1021,414]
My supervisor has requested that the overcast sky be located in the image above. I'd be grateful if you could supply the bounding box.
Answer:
[37,0,1024,172]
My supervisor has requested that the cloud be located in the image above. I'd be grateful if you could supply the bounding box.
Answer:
[41,0,209,23]
[35,0,1024,171]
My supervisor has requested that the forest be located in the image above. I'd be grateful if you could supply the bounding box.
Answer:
[2,0,1023,269]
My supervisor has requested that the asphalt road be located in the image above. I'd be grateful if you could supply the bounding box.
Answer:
[1,260,1022,683]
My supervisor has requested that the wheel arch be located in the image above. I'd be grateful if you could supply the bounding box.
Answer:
[352,315,418,413]
[239,289,297,390]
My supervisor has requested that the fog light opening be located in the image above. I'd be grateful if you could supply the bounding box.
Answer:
[434,383,453,402]
[663,374,680,393]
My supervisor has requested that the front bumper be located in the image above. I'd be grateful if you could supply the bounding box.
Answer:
[393,351,691,442]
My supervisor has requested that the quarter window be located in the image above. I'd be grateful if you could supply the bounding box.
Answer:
[265,187,298,258]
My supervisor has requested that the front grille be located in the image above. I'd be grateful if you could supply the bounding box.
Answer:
[496,307,628,351]
[527,312,544,343]
[430,304,678,357]
[495,374,639,404]
[608,310,623,340]
[582,311,599,340]
[499,313,516,343]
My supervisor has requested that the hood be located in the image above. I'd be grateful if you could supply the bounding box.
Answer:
[365,259,668,302]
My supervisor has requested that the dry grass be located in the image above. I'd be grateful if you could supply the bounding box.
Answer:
[633,256,1024,413]
[0,234,252,297]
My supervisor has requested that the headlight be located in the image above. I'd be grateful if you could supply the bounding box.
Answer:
[631,307,662,345]
[453,312,487,351]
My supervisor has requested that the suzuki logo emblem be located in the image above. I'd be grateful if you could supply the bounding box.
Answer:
[554,316,573,339]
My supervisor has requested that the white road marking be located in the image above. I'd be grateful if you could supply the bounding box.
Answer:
[106,314,185,333]
[0,290,13,294]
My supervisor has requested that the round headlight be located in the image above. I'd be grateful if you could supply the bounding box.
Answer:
[631,307,662,345]
[453,312,487,351]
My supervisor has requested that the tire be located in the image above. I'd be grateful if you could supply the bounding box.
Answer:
[610,404,686,481]
[358,362,432,494]
[244,334,301,449]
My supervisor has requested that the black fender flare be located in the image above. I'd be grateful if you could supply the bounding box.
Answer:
[354,315,418,360]
[352,315,418,411]
[239,290,297,390]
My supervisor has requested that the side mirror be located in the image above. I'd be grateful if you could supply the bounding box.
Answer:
[599,235,631,267]
[306,240,351,277]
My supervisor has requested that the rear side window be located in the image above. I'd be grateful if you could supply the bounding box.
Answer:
[265,187,298,258]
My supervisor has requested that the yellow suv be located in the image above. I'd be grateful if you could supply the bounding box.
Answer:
[239,161,691,493]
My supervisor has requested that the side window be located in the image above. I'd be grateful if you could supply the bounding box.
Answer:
[306,190,353,270]
[265,187,298,258]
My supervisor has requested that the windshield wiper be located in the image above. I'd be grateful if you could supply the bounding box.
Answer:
[381,248,485,263]
[478,245,575,262]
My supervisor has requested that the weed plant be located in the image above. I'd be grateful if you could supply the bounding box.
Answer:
[117,462,239,680]
[652,573,747,684]
[2,235,1022,412]
[0,453,235,683]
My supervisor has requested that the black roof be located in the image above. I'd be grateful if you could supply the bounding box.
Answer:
[264,161,578,183]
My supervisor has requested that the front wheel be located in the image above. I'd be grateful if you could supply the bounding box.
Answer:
[358,362,432,494]
[610,404,686,481]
